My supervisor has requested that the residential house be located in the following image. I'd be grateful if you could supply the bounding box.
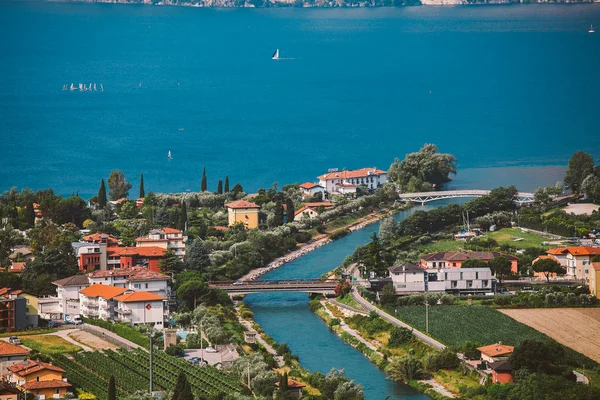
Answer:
[0,289,27,332]
[0,382,20,400]
[299,182,325,197]
[113,291,166,328]
[81,233,119,248]
[274,379,305,399]
[387,265,494,295]
[546,246,600,279]
[477,343,514,363]
[79,285,127,320]
[7,360,71,399]
[318,167,388,195]
[293,207,319,222]
[531,255,561,279]
[421,251,519,274]
[136,227,187,258]
[88,267,170,298]
[117,246,167,272]
[72,242,107,272]
[387,263,426,293]
[489,360,513,384]
[0,342,29,375]
[589,262,600,299]
[44,275,90,319]
[7,262,26,274]
[225,200,261,229]
[17,292,39,327]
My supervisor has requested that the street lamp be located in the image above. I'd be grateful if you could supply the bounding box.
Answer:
[148,329,157,393]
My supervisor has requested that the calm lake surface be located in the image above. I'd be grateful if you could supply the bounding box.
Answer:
[1,2,598,197]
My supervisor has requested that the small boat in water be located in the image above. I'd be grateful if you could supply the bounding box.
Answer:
[590,24,595,33]
[70,83,77,91]
[168,150,173,160]
[272,49,279,60]
[100,84,104,92]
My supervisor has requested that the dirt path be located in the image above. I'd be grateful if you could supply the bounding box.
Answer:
[68,330,119,351]
[500,308,600,363]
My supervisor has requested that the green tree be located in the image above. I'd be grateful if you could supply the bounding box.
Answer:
[98,179,107,209]
[119,200,139,219]
[172,372,188,400]
[183,240,211,272]
[217,180,223,194]
[21,245,78,296]
[55,196,91,227]
[381,283,396,306]
[24,201,35,228]
[231,183,243,196]
[176,279,211,309]
[461,259,488,269]
[224,176,230,193]
[582,173,600,201]
[386,354,424,383]
[139,173,145,198]
[510,340,566,375]
[108,170,132,200]
[532,258,565,283]
[120,228,137,247]
[274,200,284,227]
[488,256,512,283]
[107,376,116,400]
[177,201,187,231]
[564,151,594,194]
[388,327,413,347]
[356,233,388,276]
[285,198,294,224]
[201,166,207,192]
[388,144,457,192]
[159,248,183,273]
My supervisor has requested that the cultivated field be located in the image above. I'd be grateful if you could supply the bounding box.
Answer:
[500,308,600,363]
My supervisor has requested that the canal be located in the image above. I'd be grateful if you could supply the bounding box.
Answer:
[244,206,440,400]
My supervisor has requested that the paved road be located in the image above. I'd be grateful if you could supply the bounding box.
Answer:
[351,288,446,351]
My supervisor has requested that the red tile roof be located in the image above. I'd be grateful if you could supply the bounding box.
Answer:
[117,246,167,257]
[477,343,514,358]
[275,379,306,389]
[225,200,260,209]
[211,226,230,231]
[114,291,165,303]
[9,262,26,273]
[80,284,127,300]
[547,246,600,256]
[318,167,387,181]
[0,342,29,356]
[294,206,318,217]
[161,227,182,234]
[24,380,71,390]
[9,360,65,376]
[82,233,119,245]
[299,182,322,190]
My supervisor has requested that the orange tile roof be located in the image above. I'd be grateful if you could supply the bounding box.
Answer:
[294,206,318,217]
[275,379,306,389]
[80,284,127,299]
[24,380,71,390]
[82,233,119,244]
[225,200,260,209]
[211,226,229,231]
[318,167,387,181]
[0,342,29,356]
[161,227,182,234]
[89,266,169,281]
[546,247,568,255]
[114,291,165,303]
[9,360,65,376]
[299,182,322,190]
[9,262,26,273]
[547,247,600,256]
[117,246,167,257]
[477,343,514,357]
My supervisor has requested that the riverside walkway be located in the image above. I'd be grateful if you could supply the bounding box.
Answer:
[398,190,535,205]
[209,279,337,295]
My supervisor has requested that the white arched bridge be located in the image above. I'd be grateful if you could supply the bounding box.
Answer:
[209,279,338,296]
[398,190,535,205]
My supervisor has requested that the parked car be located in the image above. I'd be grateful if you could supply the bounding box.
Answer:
[205,347,218,353]
[8,336,20,345]
[188,357,203,365]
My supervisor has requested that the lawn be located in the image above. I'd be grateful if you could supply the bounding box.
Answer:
[20,335,82,354]
[389,305,549,347]
[486,228,548,248]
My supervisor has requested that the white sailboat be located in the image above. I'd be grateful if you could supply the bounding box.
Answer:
[93,83,97,91]
[100,84,104,92]
[79,83,83,91]
[272,49,280,60]
[70,83,76,91]
[168,150,173,160]
[590,24,595,33]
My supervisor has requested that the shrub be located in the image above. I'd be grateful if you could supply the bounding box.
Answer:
[329,318,341,327]
[309,298,323,312]
[165,344,185,357]
[330,229,351,241]
[388,327,413,347]
[424,348,460,372]
[440,294,455,305]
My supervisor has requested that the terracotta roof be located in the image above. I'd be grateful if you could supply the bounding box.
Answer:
[299,182,322,190]
[477,343,514,357]
[89,267,169,281]
[82,233,119,244]
[80,284,127,300]
[0,383,19,394]
[303,202,334,209]
[225,200,260,209]
[161,227,182,234]
[53,275,90,287]
[546,247,568,255]
[0,342,29,356]
[422,251,518,262]
[9,262,26,273]
[117,246,167,257]
[24,380,71,390]
[294,206,318,217]
[318,167,387,181]
[211,226,229,231]
[489,360,512,372]
[9,360,65,376]
[275,379,306,389]
[388,262,423,273]
[114,291,165,303]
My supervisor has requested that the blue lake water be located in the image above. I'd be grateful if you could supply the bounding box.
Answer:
[1,2,599,197]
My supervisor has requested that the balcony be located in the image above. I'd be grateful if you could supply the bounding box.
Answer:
[82,301,98,308]
[115,308,132,315]
[86,310,99,316]
[99,303,110,310]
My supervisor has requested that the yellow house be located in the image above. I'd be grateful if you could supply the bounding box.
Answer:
[225,200,260,229]
[8,360,71,398]
[589,262,600,299]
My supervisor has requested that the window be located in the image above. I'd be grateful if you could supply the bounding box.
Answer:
[482,280,489,287]
[475,272,479,279]
[37,376,40,382]
[451,281,457,288]
[145,283,149,289]
[467,280,473,288]
[444,273,448,280]
[134,283,141,289]
[460,272,463,280]
[452,263,457,267]
[433,262,436,267]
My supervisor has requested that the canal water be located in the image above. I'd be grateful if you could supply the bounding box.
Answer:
[244,207,440,400]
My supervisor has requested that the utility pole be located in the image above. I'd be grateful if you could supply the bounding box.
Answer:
[247,360,251,389]
[200,319,204,363]
[149,332,153,393]
[425,301,429,333]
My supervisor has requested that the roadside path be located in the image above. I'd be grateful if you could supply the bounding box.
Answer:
[80,324,142,350]
[237,318,284,367]
[351,288,446,351]
[418,378,455,398]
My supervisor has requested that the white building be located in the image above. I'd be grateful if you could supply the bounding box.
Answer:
[136,227,187,258]
[299,182,325,197]
[39,275,91,319]
[88,267,170,298]
[318,167,388,195]
[113,291,166,328]
[293,207,319,222]
[387,263,493,294]
[79,285,127,320]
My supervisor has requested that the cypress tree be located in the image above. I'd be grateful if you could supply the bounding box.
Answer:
[274,200,284,227]
[178,201,187,231]
[224,176,230,193]
[140,173,145,198]
[98,179,107,209]
[201,167,207,192]
[279,372,289,391]
[178,379,194,400]
[24,201,35,228]
[107,376,116,400]
[172,372,187,400]
[217,180,223,194]
[285,198,294,224]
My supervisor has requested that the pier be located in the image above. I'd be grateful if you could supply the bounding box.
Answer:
[398,190,535,205]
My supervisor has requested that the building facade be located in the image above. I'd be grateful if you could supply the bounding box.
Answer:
[7,360,72,399]
[387,264,494,294]
[0,342,29,376]
[113,291,166,328]
[136,227,187,258]
[421,251,519,274]
[0,289,27,332]
[225,200,260,229]
[546,247,600,279]
[318,167,388,195]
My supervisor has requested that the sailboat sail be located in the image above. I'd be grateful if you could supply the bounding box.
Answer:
[168,151,173,160]
[590,24,595,33]
[272,49,279,60]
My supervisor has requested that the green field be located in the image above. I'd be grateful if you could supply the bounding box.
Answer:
[390,305,548,347]
[486,228,548,248]
[21,335,82,354]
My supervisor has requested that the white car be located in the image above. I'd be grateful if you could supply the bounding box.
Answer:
[205,347,218,353]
